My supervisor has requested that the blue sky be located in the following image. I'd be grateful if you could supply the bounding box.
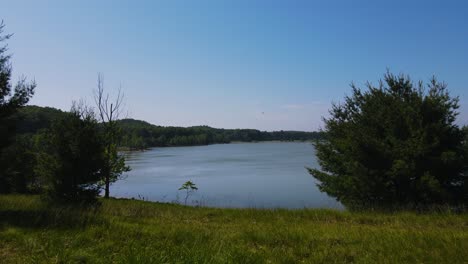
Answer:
[2,0,467,131]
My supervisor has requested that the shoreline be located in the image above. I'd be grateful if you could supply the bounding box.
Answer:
[119,140,314,152]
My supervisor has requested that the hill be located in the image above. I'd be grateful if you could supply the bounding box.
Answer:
[14,105,67,134]
[14,106,324,149]
[118,118,323,149]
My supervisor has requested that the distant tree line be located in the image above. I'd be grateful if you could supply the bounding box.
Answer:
[117,119,324,150]
[11,106,324,151]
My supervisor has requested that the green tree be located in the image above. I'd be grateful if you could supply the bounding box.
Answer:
[309,72,467,209]
[94,74,130,198]
[2,134,38,193]
[178,180,198,205]
[35,105,106,203]
[0,21,36,193]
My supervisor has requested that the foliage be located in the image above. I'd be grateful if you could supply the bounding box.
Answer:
[14,105,66,134]
[101,137,130,196]
[99,120,130,199]
[0,21,36,193]
[2,106,96,195]
[0,134,39,193]
[35,108,106,203]
[3,107,66,194]
[1,195,467,263]
[11,106,324,151]
[93,74,130,198]
[178,180,198,205]
[309,72,468,209]
[118,119,324,150]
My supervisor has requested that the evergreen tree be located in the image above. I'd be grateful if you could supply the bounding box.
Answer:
[35,106,106,203]
[0,21,36,193]
[309,72,467,209]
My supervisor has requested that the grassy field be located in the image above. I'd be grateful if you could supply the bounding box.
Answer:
[0,195,467,263]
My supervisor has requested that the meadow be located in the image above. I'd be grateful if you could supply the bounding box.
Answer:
[0,195,467,263]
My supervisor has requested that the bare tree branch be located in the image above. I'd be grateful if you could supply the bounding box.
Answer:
[93,73,126,124]
[92,73,129,199]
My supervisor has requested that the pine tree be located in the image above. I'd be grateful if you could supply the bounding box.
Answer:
[0,21,36,193]
[309,72,467,209]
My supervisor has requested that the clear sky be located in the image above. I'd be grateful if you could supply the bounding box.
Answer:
[2,0,467,131]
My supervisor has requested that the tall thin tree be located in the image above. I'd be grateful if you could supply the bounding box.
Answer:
[94,73,129,198]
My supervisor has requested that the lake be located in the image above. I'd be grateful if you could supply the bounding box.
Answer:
[112,142,342,209]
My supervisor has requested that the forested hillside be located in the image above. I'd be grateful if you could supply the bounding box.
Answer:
[15,106,323,150]
[14,105,67,134]
[117,118,323,149]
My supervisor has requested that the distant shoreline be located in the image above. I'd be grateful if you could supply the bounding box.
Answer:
[118,140,315,152]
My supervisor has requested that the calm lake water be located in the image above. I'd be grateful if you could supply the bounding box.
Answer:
[112,142,342,209]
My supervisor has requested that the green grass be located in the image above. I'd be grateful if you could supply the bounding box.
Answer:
[0,195,467,263]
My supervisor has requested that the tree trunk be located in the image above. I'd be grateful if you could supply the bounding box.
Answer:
[104,175,110,198]
[104,143,112,198]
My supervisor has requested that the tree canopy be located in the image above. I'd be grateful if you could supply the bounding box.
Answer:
[309,72,467,209]
[117,119,324,150]
[0,21,36,193]
[11,106,324,150]
[35,106,106,203]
